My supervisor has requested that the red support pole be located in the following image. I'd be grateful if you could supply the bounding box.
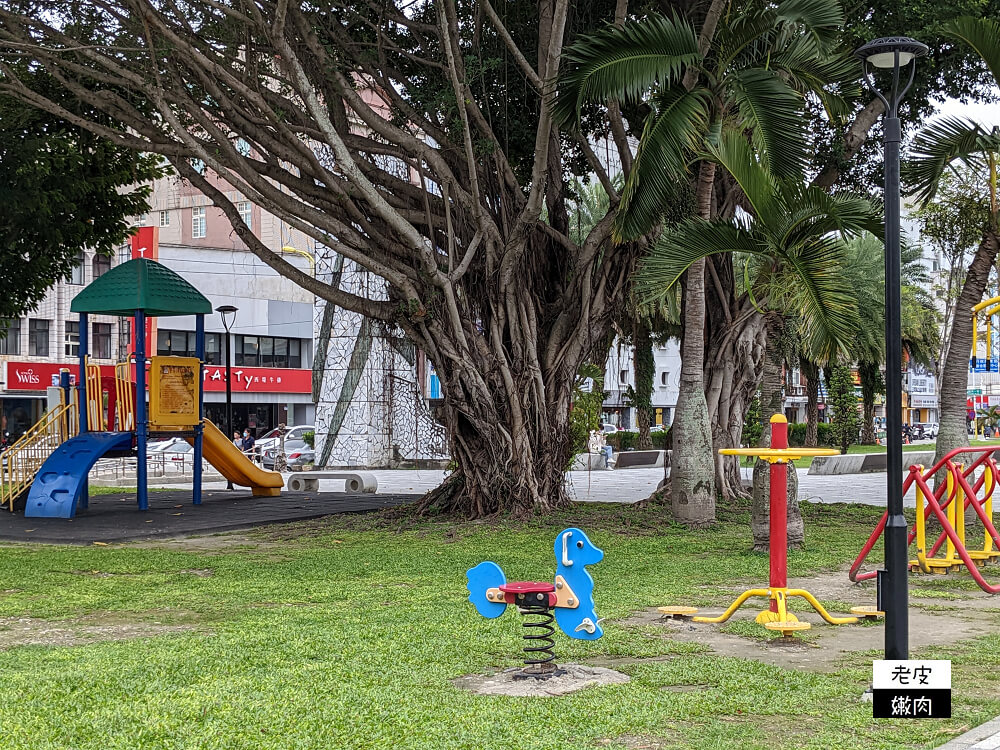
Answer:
[769,415,789,612]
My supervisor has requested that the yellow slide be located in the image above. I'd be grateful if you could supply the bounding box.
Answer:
[190,419,283,496]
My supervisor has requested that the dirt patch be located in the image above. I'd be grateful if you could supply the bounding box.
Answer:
[0,613,201,650]
[453,664,629,697]
[595,734,681,749]
[128,533,282,554]
[624,568,1000,672]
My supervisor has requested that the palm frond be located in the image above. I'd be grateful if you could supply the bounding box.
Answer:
[615,87,711,241]
[905,117,990,205]
[636,217,768,299]
[769,34,861,120]
[775,236,859,362]
[941,17,1000,88]
[705,130,777,219]
[775,0,845,45]
[727,68,808,177]
[554,15,700,126]
[778,185,880,246]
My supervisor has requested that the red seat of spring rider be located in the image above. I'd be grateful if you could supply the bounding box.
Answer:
[498,581,557,606]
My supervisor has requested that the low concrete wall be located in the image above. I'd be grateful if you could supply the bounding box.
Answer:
[571,453,606,470]
[808,451,935,475]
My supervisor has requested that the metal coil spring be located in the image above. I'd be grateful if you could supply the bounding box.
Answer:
[519,604,556,668]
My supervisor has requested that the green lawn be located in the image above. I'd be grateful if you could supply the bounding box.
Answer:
[0,502,997,749]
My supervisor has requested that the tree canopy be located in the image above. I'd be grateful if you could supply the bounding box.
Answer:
[0,72,162,321]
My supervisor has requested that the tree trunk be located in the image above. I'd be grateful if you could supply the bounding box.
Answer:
[672,257,716,524]
[802,357,819,447]
[704,309,767,501]
[751,316,802,551]
[935,230,1000,467]
[859,360,881,445]
[670,162,717,524]
[633,318,654,450]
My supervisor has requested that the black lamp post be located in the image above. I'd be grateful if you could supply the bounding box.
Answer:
[216,304,238,491]
[856,36,929,660]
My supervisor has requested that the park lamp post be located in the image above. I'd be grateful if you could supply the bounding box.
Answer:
[856,35,929,660]
[216,304,238,491]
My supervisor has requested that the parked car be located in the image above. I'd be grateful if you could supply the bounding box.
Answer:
[601,423,618,434]
[256,424,314,454]
[262,438,313,470]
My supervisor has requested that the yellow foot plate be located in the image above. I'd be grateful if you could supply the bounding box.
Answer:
[764,621,811,633]
[756,610,798,625]
[658,606,698,618]
[850,606,884,619]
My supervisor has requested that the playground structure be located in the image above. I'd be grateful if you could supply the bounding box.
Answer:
[466,528,603,679]
[661,415,877,636]
[0,258,282,518]
[850,446,1000,593]
[970,297,1000,438]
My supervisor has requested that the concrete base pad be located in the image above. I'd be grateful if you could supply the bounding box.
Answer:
[453,664,629,697]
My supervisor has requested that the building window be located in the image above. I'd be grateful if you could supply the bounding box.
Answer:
[159,210,170,227]
[241,335,259,366]
[619,369,628,384]
[65,321,80,357]
[118,318,131,360]
[93,323,112,359]
[192,206,206,238]
[28,319,49,357]
[205,332,222,365]
[69,250,85,285]
[0,318,20,355]
[660,371,669,386]
[237,201,252,229]
[92,254,111,278]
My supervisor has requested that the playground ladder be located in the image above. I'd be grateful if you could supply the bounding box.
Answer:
[1,401,76,511]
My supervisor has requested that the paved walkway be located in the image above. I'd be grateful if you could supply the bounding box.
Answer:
[180,467,909,507]
[937,717,1000,749]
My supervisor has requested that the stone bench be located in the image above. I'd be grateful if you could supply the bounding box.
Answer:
[287,471,378,493]
[808,451,936,475]
[615,450,667,469]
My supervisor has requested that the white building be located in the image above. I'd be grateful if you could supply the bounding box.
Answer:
[601,339,681,430]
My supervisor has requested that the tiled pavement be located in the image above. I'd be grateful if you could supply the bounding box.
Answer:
[183,466,910,507]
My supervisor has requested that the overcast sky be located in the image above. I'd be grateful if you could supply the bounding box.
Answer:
[931,87,1000,128]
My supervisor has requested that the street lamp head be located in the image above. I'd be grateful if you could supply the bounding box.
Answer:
[855,36,928,116]
[215,304,238,331]
[855,37,929,69]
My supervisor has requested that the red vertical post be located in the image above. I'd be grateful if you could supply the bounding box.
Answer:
[769,414,789,612]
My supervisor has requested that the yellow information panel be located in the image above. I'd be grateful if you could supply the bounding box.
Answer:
[149,356,200,427]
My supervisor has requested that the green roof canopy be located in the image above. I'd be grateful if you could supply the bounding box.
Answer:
[71,258,212,317]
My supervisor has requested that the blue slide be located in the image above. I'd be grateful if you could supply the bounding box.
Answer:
[25,432,134,518]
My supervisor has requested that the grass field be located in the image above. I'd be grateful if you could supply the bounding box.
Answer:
[0,501,997,749]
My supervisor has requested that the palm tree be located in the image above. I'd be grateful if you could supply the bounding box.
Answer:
[826,235,940,445]
[637,132,875,547]
[558,0,856,523]
[906,17,1000,468]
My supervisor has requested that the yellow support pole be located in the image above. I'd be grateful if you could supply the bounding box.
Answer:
[955,463,967,555]
[913,466,931,573]
[986,466,995,556]
[944,464,960,562]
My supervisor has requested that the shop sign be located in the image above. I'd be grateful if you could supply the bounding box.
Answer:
[910,395,938,408]
[5,362,94,390]
[5,361,311,394]
[201,366,311,393]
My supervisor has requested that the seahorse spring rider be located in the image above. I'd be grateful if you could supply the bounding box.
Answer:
[466,527,603,679]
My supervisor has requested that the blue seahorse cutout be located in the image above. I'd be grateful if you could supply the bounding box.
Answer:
[466,561,507,619]
[552,527,604,640]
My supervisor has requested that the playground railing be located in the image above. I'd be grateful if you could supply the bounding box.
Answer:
[1,402,75,511]
[849,446,1000,594]
[85,358,105,431]
[114,358,135,432]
